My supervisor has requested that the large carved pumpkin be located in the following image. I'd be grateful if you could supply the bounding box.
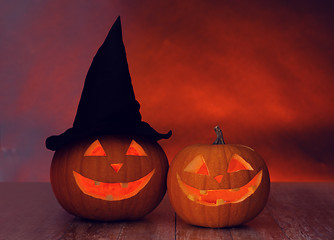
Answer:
[167,126,270,228]
[50,135,169,221]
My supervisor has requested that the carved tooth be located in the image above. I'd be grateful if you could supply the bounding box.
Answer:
[121,182,128,188]
[106,195,113,201]
[187,195,195,201]
[200,190,208,195]
[94,181,100,186]
[248,185,256,193]
[216,199,226,205]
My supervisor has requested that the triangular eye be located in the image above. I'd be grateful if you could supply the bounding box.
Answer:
[227,154,253,173]
[126,140,147,156]
[84,140,107,156]
[184,155,210,175]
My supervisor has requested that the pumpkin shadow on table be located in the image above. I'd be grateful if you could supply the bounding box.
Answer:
[184,221,253,230]
[63,215,166,238]
[64,217,141,236]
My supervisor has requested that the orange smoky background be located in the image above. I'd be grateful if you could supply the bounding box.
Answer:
[1,0,333,181]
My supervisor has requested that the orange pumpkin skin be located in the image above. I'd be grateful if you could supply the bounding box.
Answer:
[167,129,270,228]
[50,135,168,221]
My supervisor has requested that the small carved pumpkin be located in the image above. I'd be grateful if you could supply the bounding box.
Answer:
[50,135,168,221]
[167,126,270,228]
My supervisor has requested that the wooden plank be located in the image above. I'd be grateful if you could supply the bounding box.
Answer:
[60,195,174,240]
[174,201,287,240]
[1,182,334,239]
[267,182,334,240]
[229,206,289,240]
[175,182,334,240]
[0,182,73,240]
[176,216,232,240]
[117,195,175,240]
[268,183,334,240]
[60,218,124,240]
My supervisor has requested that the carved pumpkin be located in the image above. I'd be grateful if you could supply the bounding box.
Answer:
[167,126,270,228]
[50,135,168,221]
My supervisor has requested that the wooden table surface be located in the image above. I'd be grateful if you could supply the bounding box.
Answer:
[0,182,333,240]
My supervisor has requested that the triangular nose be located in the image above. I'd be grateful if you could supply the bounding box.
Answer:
[110,163,123,173]
[214,175,223,183]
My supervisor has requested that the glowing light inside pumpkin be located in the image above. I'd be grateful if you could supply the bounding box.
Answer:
[214,175,223,183]
[126,140,147,156]
[73,169,155,201]
[184,155,210,175]
[177,170,263,206]
[84,140,107,156]
[110,163,123,173]
[227,154,254,173]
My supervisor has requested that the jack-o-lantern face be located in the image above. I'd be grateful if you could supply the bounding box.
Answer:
[50,135,168,221]
[177,153,263,206]
[167,127,270,228]
[73,139,154,201]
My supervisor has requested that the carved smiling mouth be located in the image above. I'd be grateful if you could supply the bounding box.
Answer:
[177,170,262,206]
[73,169,155,201]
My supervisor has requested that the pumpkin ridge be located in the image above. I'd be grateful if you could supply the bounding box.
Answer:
[167,126,270,228]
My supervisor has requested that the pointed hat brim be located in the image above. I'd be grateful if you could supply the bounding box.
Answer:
[46,122,172,151]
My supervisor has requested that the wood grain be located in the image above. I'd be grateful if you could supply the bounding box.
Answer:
[115,195,175,240]
[176,215,232,240]
[229,207,289,240]
[267,183,334,240]
[0,182,333,239]
[0,182,73,240]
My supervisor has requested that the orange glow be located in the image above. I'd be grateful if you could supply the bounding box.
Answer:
[73,169,155,201]
[214,175,223,183]
[3,1,334,182]
[110,163,123,173]
[126,140,147,156]
[197,162,209,175]
[184,155,210,175]
[84,140,107,156]
[177,171,263,206]
[227,155,254,173]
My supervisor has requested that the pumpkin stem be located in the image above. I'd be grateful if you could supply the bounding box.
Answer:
[213,126,225,145]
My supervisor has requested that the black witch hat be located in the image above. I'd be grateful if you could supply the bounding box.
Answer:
[46,17,171,151]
